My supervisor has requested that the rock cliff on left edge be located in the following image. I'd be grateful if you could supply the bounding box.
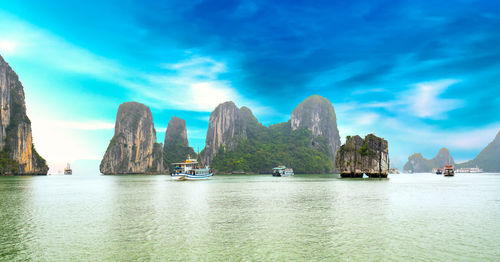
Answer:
[100,102,163,174]
[0,55,48,175]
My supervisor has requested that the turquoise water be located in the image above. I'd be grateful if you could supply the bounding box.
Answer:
[0,173,499,261]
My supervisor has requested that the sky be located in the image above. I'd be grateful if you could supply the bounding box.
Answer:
[0,0,499,173]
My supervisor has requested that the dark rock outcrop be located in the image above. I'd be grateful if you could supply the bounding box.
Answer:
[403,148,454,173]
[291,95,341,161]
[163,116,196,168]
[201,102,257,165]
[0,55,48,175]
[335,134,389,178]
[100,102,163,174]
[457,130,500,172]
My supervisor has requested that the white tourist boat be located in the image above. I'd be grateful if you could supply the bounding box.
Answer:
[456,166,483,173]
[272,165,294,177]
[64,163,72,175]
[170,155,213,180]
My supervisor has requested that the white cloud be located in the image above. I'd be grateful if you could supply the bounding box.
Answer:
[0,12,269,115]
[405,79,463,119]
[355,112,380,126]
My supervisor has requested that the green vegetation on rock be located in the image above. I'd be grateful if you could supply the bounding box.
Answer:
[211,121,333,174]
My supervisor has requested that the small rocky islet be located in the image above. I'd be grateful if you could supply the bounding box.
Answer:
[335,134,389,178]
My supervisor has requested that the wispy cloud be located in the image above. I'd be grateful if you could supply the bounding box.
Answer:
[0,12,267,115]
[404,79,463,119]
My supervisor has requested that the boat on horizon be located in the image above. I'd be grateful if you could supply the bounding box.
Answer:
[443,165,454,176]
[170,155,213,180]
[389,168,400,174]
[64,163,72,175]
[272,165,294,177]
[456,166,483,173]
[433,168,443,175]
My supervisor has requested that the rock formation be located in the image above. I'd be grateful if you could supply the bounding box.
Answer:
[163,116,196,168]
[100,102,163,174]
[291,95,341,161]
[335,134,389,178]
[0,55,48,175]
[403,148,455,173]
[457,130,500,172]
[201,101,257,165]
[201,95,340,173]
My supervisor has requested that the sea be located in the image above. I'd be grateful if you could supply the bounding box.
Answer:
[0,173,499,261]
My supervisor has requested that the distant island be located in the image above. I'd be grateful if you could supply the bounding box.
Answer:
[403,131,500,173]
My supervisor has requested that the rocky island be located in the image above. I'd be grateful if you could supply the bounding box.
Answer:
[456,130,500,172]
[163,116,196,169]
[201,95,341,174]
[335,134,389,178]
[0,55,48,175]
[100,102,164,174]
[403,148,455,173]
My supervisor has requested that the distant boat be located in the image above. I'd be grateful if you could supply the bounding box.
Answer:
[170,155,213,180]
[434,168,443,175]
[272,165,294,177]
[389,168,400,174]
[443,165,454,176]
[456,166,483,173]
[64,163,72,175]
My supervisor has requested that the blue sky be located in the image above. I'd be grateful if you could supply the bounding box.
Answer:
[1,0,499,172]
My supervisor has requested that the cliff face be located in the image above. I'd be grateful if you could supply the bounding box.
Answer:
[403,147,455,172]
[202,95,340,173]
[0,55,48,175]
[163,116,196,168]
[291,95,341,161]
[100,102,163,174]
[201,102,256,165]
[457,130,500,172]
[335,134,389,178]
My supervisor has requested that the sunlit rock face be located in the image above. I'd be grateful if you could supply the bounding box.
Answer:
[0,55,48,175]
[336,134,389,178]
[201,101,257,165]
[100,102,163,174]
[163,116,196,168]
[290,95,341,162]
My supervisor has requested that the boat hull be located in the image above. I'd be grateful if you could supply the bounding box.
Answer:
[171,173,213,180]
[185,174,213,180]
